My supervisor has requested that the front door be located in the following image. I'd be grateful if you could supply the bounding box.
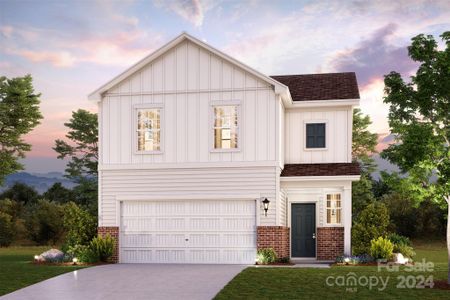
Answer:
[291,203,316,257]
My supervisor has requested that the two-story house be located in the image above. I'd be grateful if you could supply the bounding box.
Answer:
[89,33,360,264]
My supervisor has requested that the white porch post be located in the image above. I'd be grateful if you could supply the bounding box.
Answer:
[343,186,352,255]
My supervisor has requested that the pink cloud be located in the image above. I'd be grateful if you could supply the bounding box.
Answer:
[12,49,77,67]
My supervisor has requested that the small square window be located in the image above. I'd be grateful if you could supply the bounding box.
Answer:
[306,123,326,148]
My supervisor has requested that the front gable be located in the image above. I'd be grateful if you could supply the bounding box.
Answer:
[89,33,289,101]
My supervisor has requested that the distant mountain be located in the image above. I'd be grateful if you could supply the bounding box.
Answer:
[371,153,401,180]
[0,172,77,194]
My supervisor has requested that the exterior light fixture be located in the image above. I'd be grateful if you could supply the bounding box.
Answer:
[72,257,78,265]
[262,198,270,216]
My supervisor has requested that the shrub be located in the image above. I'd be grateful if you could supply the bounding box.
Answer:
[395,243,416,259]
[25,200,65,245]
[89,235,115,262]
[62,202,97,251]
[0,212,15,247]
[78,246,99,263]
[352,202,390,255]
[67,244,99,263]
[256,248,277,264]
[370,237,394,260]
[387,233,411,247]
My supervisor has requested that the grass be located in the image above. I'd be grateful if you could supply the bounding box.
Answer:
[215,240,449,299]
[0,246,86,296]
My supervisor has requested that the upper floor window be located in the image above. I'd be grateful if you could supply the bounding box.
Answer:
[213,105,238,149]
[137,108,161,151]
[306,123,326,148]
[326,194,341,224]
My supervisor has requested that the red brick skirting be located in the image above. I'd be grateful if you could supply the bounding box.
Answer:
[98,226,119,263]
[257,226,290,259]
[317,227,344,260]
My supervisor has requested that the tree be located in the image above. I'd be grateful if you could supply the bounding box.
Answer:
[352,175,375,220]
[382,32,450,283]
[54,109,98,180]
[352,202,390,255]
[351,108,378,218]
[54,110,98,213]
[25,199,65,245]
[43,182,75,204]
[0,212,15,247]
[62,202,97,251]
[352,108,378,173]
[0,75,43,184]
[0,182,40,205]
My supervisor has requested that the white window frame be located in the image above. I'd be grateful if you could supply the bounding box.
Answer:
[303,120,328,151]
[325,193,342,225]
[210,100,241,152]
[133,103,164,154]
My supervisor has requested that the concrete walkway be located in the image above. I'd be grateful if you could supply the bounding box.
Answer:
[1,264,246,300]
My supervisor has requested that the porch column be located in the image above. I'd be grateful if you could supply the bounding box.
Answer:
[343,186,352,255]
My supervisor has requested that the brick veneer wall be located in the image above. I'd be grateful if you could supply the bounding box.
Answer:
[317,227,344,260]
[98,226,119,263]
[257,226,290,258]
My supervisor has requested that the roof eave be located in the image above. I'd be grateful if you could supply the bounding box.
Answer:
[286,98,360,108]
[280,175,361,182]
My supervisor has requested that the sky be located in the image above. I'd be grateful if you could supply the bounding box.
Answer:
[1,0,449,173]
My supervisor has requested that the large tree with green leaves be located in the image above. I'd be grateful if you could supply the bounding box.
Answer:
[0,75,43,184]
[54,109,98,181]
[382,32,450,283]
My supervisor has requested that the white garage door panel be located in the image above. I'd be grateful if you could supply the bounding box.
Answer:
[120,200,257,264]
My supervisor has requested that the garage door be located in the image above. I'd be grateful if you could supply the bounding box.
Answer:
[120,200,257,264]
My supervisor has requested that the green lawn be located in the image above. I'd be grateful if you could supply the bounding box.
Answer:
[215,241,449,299]
[0,246,86,296]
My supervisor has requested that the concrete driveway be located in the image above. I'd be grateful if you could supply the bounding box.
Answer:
[1,264,246,300]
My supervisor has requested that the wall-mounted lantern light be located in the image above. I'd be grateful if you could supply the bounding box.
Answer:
[262,198,270,216]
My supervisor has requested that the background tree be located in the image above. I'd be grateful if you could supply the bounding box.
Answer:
[0,182,40,205]
[43,182,75,204]
[352,108,378,173]
[351,108,378,219]
[0,75,43,184]
[54,109,98,180]
[382,31,450,283]
[54,109,98,214]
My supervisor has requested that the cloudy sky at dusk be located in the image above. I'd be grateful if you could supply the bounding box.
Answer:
[1,0,449,173]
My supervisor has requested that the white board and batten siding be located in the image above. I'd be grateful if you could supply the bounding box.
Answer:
[285,107,353,164]
[99,39,279,166]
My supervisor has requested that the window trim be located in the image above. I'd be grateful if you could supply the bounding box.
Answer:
[133,103,164,155]
[209,100,241,153]
[303,120,328,151]
[325,193,342,225]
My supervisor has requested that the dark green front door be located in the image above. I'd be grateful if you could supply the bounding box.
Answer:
[291,203,316,257]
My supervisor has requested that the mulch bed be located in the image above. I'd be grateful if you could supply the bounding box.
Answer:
[255,262,295,266]
[32,261,108,266]
[433,280,450,290]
